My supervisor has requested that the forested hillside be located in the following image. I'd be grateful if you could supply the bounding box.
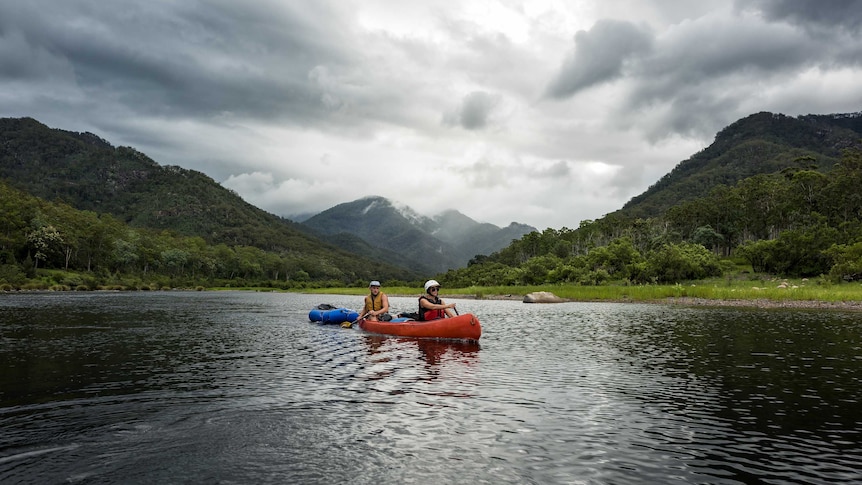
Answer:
[0,118,416,289]
[1,118,323,251]
[439,112,862,288]
[0,178,416,289]
[3,111,862,291]
[622,112,862,218]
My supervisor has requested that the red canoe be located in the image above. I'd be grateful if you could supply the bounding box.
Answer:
[358,313,482,341]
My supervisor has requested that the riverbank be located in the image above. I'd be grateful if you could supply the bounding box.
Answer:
[310,287,862,311]
[303,277,862,310]
[444,293,862,310]
[659,296,862,310]
[6,285,860,310]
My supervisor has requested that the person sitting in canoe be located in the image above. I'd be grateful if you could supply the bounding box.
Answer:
[418,279,457,320]
[358,280,391,321]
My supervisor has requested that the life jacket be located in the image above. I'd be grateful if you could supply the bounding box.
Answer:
[418,295,445,321]
[364,292,386,313]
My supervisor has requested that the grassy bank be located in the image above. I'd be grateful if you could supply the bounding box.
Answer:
[303,277,862,304]
[6,270,861,307]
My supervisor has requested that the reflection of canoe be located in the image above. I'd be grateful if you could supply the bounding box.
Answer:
[308,307,359,324]
[359,313,481,341]
[362,335,480,368]
[416,338,480,365]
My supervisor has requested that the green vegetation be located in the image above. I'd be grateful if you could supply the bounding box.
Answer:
[430,148,862,300]
[621,111,860,219]
[2,113,862,306]
[0,118,416,289]
[0,180,412,290]
[305,277,862,305]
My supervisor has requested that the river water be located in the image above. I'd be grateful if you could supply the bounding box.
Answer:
[1,291,861,484]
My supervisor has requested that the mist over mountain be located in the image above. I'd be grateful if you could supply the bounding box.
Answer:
[301,196,536,274]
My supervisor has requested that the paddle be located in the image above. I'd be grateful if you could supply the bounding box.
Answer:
[341,314,366,328]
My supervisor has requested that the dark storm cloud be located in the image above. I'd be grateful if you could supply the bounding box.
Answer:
[740,0,862,32]
[739,0,862,67]
[545,19,653,99]
[0,0,355,122]
[544,3,862,142]
[3,0,862,231]
[621,15,819,138]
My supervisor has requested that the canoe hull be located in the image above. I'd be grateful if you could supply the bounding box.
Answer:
[359,313,481,341]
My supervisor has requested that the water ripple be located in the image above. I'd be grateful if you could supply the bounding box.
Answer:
[2,293,862,483]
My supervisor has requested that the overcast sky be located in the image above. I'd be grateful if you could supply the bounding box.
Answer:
[2,1,862,230]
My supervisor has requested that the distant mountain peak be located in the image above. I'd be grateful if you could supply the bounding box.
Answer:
[359,196,388,215]
[393,200,429,226]
[302,196,536,272]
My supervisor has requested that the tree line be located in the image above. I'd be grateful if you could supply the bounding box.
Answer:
[4,149,862,292]
[0,181,407,290]
[437,149,862,287]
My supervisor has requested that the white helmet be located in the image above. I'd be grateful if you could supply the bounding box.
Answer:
[424,279,440,292]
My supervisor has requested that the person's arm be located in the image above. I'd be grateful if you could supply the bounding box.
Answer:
[419,297,435,310]
[442,299,456,318]
[376,294,390,316]
[420,297,455,315]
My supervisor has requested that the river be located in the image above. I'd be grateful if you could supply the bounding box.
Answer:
[1,291,861,484]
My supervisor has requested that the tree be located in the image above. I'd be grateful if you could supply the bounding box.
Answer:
[736,174,788,241]
[825,242,862,282]
[585,237,644,280]
[787,168,827,215]
[769,222,839,276]
[112,231,141,272]
[646,242,722,283]
[160,248,189,276]
[522,255,561,285]
[691,225,724,252]
[735,239,778,273]
[26,220,63,269]
[822,150,862,225]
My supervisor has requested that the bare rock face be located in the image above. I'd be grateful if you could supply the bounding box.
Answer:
[523,291,565,303]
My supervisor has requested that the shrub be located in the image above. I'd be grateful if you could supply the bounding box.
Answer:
[825,242,862,282]
[646,242,722,283]
[0,264,25,285]
[21,282,47,290]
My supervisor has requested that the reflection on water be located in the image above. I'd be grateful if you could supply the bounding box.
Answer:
[362,335,480,367]
[1,292,862,484]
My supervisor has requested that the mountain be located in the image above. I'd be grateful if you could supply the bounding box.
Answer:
[1,117,274,247]
[432,209,536,258]
[621,111,862,219]
[0,117,416,281]
[301,196,536,273]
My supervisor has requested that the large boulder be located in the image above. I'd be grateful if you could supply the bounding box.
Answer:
[523,291,565,303]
